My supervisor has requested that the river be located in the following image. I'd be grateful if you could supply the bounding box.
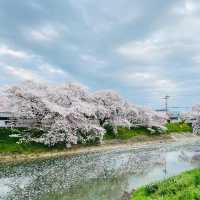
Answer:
[1,138,200,200]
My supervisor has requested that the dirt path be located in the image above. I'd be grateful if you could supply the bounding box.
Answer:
[0,133,199,164]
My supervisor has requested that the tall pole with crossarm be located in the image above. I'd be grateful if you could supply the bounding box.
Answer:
[162,95,170,114]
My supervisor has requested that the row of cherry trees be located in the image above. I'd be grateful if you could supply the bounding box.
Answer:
[2,81,168,147]
[181,105,200,135]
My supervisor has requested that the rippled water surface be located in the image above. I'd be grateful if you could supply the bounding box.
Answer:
[1,139,200,200]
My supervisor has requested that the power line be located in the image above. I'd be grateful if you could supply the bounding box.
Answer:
[169,106,191,109]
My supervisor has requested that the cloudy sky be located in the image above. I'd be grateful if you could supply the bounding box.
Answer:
[0,0,200,111]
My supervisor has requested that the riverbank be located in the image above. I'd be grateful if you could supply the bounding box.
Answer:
[0,132,198,164]
[131,168,200,200]
[0,122,192,154]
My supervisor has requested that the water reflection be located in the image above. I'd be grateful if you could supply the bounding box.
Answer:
[1,140,200,200]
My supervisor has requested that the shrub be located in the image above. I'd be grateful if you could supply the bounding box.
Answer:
[103,123,117,138]
[194,175,200,186]
[144,184,158,195]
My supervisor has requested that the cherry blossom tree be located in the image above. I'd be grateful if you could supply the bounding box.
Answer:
[180,104,200,135]
[0,95,10,112]
[192,116,200,135]
[3,81,168,147]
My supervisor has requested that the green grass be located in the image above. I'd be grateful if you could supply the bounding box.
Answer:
[104,122,193,141]
[0,127,159,153]
[131,168,200,200]
[104,127,153,140]
[0,128,101,154]
[0,128,65,154]
[0,122,194,154]
[166,122,192,133]
[116,127,151,140]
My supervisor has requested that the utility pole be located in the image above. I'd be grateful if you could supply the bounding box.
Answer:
[162,95,170,113]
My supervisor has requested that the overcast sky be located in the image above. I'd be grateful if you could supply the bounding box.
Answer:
[1,0,200,111]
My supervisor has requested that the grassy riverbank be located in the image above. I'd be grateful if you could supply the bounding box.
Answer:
[104,122,192,140]
[131,168,200,200]
[0,127,167,154]
[0,122,192,154]
[0,128,64,154]
[166,122,192,133]
[104,127,151,140]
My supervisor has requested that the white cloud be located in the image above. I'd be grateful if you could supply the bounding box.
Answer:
[0,46,30,59]
[3,66,42,81]
[117,3,200,64]
[0,42,73,83]
[38,64,66,75]
[26,24,66,42]
[0,63,73,83]
[172,0,200,16]
[117,39,169,63]
[118,71,177,94]
[192,55,200,64]
[29,2,44,11]
[79,54,108,74]
[69,0,141,33]
[80,54,106,65]
[30,26,59,41]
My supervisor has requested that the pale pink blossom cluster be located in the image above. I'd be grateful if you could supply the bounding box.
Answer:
[0,95,11,112]
[181,104,200,135]
[2,81,168,147]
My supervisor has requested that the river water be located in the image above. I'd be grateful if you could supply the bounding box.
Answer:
[1,139,200,200]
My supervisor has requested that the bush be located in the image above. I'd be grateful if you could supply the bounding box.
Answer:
[103,123,117,139]
[21,128,46,138]
[194,175,200,186]
[144,184,158,195]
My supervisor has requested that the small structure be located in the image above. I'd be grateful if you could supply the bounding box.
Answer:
[0,112,14,127]
[156,109,180,123]
[169,112,181,123]
[0,112,52,128]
